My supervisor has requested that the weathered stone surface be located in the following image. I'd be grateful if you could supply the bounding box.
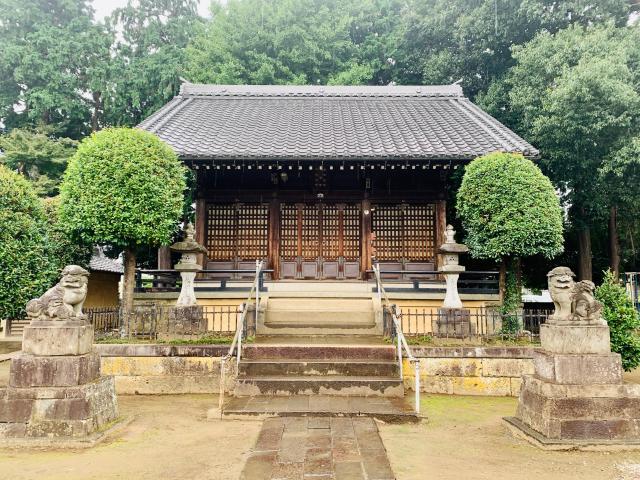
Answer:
[540,324,611,354]
[25,265,90,323]
[533,350,622,385]
[0,398,33,422]
[22,323,93,356]
[0,377,118,438]
[434,308,472,337]
[482,358,535,378]
[514,375,640,441]
[452,376,512,396]
[9,352,100,388]
[422,357,482,377]
[101,355,219,376]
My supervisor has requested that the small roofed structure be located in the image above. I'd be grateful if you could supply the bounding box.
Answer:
[85,250,123,307]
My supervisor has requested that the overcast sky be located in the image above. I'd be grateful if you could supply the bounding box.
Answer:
[92,0,212,22]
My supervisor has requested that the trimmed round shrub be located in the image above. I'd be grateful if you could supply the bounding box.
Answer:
[59,128,186,249]
[456,152,564,260]
[0,165,58,320]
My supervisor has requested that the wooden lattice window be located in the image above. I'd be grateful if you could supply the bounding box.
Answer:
[372,204,435,261]
[280,204,298,260]
[300,204,319,260]
[342,204,361,260]
[206,203,268,260]
[321,205,340,260]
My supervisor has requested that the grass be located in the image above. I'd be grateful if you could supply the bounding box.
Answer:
[95,334,248,345]
[391,334,539,347]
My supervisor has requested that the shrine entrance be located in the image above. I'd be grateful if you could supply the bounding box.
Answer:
[279,203,361,279]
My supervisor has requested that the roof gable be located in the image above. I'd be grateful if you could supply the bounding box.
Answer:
[138,83,537,161]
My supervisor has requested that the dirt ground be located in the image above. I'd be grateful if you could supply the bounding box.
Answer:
[0,395,262,480]
[380,394,640,480]
[1,361,640,479]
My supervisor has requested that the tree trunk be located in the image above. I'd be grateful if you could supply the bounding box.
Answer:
[91,91,102,132]
[122,248,136,316]
[157,246,172,270]
[609,205,620,279]
[577,225,593,281]
[499,258,506,304]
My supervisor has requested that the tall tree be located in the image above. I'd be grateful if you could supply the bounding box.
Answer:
[481,25,640,280]
[185,0,403,86]
[0,0,112,138]
[397,0,630,98]
[0,128,76,197]
[105,0,203,126]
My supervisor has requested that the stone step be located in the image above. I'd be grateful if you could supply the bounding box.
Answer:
[8,319,29,337]
[220,395,419,423]
[242,344,397,361]
[234,375,404,397]
[238,359,399,377]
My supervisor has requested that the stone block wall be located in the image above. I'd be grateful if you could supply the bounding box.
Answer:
[95,344,535,397]
[96,345,231,395]
[403,347,535,397]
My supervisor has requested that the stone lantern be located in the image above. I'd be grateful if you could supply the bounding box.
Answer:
[165,223,208,338]
[435,225,471,336]
[170,222,207,307]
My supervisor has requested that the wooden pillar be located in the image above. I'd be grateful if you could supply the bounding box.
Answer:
[195,198,207,268]
[267,198,281,279]
[157,246,171,269]
[435,200,447,270]
[361,199,372,278]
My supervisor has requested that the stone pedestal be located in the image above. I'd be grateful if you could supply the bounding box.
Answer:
[23,322,93,356]
[0,323,119,441]
[434,308,473,337]
[158,305,206,340]
[509,322,640,448]
[540,323,611,354]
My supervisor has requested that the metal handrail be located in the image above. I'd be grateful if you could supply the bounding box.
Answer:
[219,260,264,414]
[372,262,421,415]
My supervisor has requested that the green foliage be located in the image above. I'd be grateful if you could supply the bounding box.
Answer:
[59,128,187,249]
[0,0,112,138]
[105,0,203,126]
[398,0,629,98]
[185,0,403,85]
[42,197,92,272]
[0,165,58,321]
[0,128,77,197]
[481,25,640,258]
[595,270,640,371]
[457,152,564,260]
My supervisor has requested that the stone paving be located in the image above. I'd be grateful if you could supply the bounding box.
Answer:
[240,416,395,480]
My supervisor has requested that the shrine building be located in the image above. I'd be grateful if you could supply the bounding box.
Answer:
[139,83,537,282]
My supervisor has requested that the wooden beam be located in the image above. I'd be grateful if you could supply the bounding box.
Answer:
[195,198,207,268]
[268,198,280,279]
[157,246,171,269]
[435,200,447,270]
[361,199,372,278]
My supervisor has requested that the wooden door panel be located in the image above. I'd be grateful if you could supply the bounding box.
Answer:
[278,202,362,279]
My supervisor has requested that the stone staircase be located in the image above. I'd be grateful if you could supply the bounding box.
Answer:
[234,344,403,397]
[221,292,417,421]
[258,295,382,336]
[7,318,29,338]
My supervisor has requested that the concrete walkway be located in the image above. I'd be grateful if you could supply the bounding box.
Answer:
[240,416,395,480]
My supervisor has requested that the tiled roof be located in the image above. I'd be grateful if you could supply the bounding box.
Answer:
[138,84,538,161]
[89,254,124,274]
